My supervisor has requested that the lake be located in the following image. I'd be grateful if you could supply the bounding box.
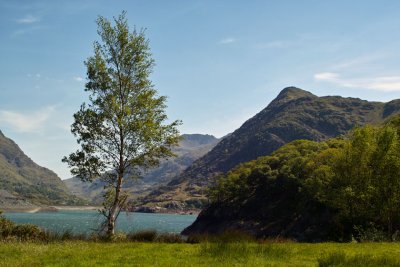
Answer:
[4,210,197,234]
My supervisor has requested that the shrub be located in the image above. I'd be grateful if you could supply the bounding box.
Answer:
[0,216,15,239]
[11,224,44,241]
[156,233,184,243]
[353,224,390,242]
[127,230,157,242]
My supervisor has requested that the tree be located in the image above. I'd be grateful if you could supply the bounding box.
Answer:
[62,12,181,237]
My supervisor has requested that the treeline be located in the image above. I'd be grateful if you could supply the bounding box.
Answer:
[208,115,400,241]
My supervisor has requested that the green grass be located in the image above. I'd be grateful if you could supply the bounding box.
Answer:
[0,242,400,266]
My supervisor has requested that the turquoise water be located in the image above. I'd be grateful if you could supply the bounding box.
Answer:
[4,211,197,234]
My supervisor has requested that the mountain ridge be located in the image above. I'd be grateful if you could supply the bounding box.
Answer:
[0,130,83,208]
[141,87,400,210]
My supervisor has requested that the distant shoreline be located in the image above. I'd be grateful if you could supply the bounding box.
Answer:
[50,206,100,211]
[1,206,100,213]
[1,205,199,215]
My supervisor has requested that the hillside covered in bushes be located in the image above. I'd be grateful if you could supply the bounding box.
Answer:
[183,115,400,242]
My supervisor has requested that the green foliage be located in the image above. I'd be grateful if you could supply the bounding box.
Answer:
[0,214,44,241]
[10,224,44,241]
[156,233,184,243]
[204,114,400,241]
[63,12,181,236]
[0,132,84,206]
[127,230,157,242]
[0,215,15,239]
[353,223,390,242]
[126,230,184,243]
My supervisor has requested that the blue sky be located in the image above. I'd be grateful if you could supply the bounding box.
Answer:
[1,0,400,179]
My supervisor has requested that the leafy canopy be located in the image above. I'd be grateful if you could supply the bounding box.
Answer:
[63,12,181,236]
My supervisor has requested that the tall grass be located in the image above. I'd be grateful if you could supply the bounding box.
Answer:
[318,252,400,267]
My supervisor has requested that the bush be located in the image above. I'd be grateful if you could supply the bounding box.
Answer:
[127,230,157,242]
[0,216,15,239]
[156,233,184,243]
[127,230,185,243]
[11,224,44,241]
[354,224,390,242]
[186,234,208,244]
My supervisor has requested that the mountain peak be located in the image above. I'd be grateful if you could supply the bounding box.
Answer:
[275,87,315,101]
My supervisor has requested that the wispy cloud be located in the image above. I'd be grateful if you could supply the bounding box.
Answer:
[16,15,40,24]
[27,73,42,79]
[11,25,45,37]
[218,37,236,45]
[314,72,400,92]
[73,76,84,82]
[254,40,287,49]
[330,53,389,71]
[0,106,55,133]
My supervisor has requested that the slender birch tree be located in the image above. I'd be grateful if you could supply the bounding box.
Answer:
[63,12,181,237]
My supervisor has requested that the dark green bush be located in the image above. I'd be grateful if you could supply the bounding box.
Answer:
[11,224,44,241]
[0,216,15,238]
[156,233,184,243]
[127,230,157,242]
[354,224,390,242]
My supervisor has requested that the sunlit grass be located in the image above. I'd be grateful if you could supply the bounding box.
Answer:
[1,242,400,266]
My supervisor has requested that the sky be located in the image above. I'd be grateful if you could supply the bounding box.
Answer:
[1,0,400,180]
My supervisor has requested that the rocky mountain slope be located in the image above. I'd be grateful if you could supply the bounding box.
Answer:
[142,87,400,210]
[0,130,83,209]
[64,134,219,205]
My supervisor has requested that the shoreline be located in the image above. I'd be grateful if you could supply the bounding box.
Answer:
[1,205,199,215]
[1,206,101,213]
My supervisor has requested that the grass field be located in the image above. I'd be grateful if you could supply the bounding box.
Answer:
[1,241,400,266]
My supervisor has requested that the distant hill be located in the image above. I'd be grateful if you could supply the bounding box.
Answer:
[0,130,83,209]
[64,134,219,205]
[142,87,400,210]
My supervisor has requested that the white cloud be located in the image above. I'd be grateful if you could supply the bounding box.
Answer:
[0,106,55,133]
[73,76,84,82]
[218,37,236,45]
[314,72,339,82]
[16,15,40,24]
[314,72,400,92]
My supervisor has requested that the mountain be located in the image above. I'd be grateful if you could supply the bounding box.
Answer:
[64,134,219,206]
[0,130,83,209]
[142,87,400,210]
[183,115,400,241]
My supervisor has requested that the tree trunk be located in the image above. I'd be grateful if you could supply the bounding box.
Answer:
[106,173,123,238]
[107,214,115,237]
[106,121,125,238]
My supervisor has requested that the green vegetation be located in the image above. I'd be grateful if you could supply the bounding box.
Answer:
[1,241,400,266]
[145,87,400,210]
[185,114,400,241]
[63,12,180,236]
[0,131,83,207]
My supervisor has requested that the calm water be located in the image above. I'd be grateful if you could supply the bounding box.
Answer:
[4,210,197,234]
